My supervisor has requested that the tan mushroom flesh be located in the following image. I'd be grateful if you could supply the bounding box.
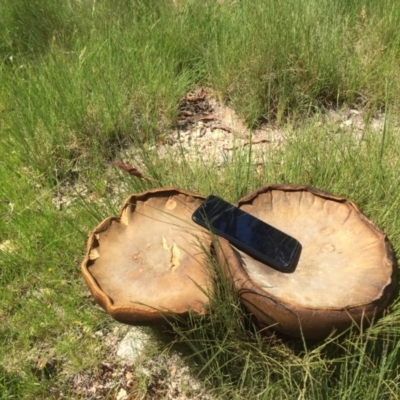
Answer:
[215,185,396,339]
[81,187,212,325]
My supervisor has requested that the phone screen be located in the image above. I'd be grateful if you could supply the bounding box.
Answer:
[192,195,301,272]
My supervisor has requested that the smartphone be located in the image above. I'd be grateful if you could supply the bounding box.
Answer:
[192,195,301,272]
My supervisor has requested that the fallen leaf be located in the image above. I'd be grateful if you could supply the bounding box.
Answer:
[113,162,159,182]
[113,162,144,178]
[178,114,217,122]
[210,123,232,133]
[198,88,207,100]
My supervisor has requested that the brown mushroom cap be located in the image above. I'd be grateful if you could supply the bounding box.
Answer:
[81,187,212,325]
[214,185,397,339]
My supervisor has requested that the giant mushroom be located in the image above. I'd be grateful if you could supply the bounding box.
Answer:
[81,187,213,325]
[214,185,397,339]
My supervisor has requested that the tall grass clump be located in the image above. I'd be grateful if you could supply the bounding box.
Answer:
[0,0,81,59]
[169,248,400,398]
[219,0,400,122]
[1,0,400,183]
[167,251,298,398]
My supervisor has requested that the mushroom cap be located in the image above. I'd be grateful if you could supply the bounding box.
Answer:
[81,187,212,325]
[214,185,397,339]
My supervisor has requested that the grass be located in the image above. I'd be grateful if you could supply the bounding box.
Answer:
[1,0,400,398]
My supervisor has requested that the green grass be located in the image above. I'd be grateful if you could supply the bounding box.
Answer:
[1,0,400,398]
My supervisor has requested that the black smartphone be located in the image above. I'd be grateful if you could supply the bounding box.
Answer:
[192,195,301,273]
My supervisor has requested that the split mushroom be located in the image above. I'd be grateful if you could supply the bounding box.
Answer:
[214,185,396,339]
[81,187,212,325]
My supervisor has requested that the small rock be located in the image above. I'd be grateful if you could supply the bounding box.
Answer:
[117,327,151,364]
[116,388,128,400]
